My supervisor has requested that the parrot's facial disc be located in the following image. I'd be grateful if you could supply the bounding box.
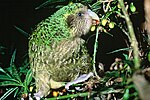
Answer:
[67,6,99,36]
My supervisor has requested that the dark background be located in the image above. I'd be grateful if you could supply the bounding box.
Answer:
[0,0,56,67]
[0,0,143,70]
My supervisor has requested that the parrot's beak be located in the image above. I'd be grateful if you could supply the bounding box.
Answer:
[88,9,100,25]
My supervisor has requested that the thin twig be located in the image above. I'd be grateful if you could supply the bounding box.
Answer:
[46,88,123,100]
[46,91,96,100]
[93,27,101,79]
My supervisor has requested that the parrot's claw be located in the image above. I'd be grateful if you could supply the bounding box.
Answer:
[65,72,94,91]
[33,91,43,100]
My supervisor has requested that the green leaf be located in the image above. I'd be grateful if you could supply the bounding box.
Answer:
[0,75,22,85]
[0,75,15,81]
[19,61,30,74]
[35,0,66,10]
[105,71,119,77]
[10,49,16,67]
[0,67,12,78]
[0,81,23,87]
[123,53,129,60]
[6,65,21,82]
[0,46,6,55]
[14,88,19,98]
[123,89,130,100]
[0,75,9,80]
[0,67,8,74]
[24,69,33,86]
[7,50,22,82]
[14,26,29,38]
[107,47,132,54]
[148,51,150,62]
[0,87,18,100]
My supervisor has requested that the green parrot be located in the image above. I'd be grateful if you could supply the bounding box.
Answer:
[29,3,99,98]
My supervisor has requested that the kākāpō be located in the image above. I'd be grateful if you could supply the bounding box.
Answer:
[29,3,99,98]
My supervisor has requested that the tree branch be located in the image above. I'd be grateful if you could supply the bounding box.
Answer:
[118,0,140,69]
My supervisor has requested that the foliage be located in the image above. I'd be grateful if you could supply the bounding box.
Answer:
[14,26,29,38]
[0,49,33,99]
[0,0,150,99]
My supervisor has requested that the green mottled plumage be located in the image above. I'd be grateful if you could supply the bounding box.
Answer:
[29,3,94,97]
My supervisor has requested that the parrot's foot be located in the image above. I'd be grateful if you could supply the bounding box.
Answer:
[33,91,43,100]
[65,72,94,91]
[50,79,65,89]
[32,79,65,100]
[23,91,43,100]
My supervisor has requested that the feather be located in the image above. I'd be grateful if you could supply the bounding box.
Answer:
[29,3,99,97]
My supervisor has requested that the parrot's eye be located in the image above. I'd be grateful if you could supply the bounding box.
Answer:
[78,12,83,17]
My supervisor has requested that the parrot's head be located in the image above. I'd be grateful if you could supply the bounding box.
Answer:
[30,3,99,46]
[66,3,100,37]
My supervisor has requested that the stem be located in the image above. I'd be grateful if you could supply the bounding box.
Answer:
[118,0,140,69]
[45,88,123,100]
[46,91,96,100]
[93,27,100,79]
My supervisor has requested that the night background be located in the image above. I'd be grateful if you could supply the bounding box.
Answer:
[0,0,57,67]
[0,0,128,69]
